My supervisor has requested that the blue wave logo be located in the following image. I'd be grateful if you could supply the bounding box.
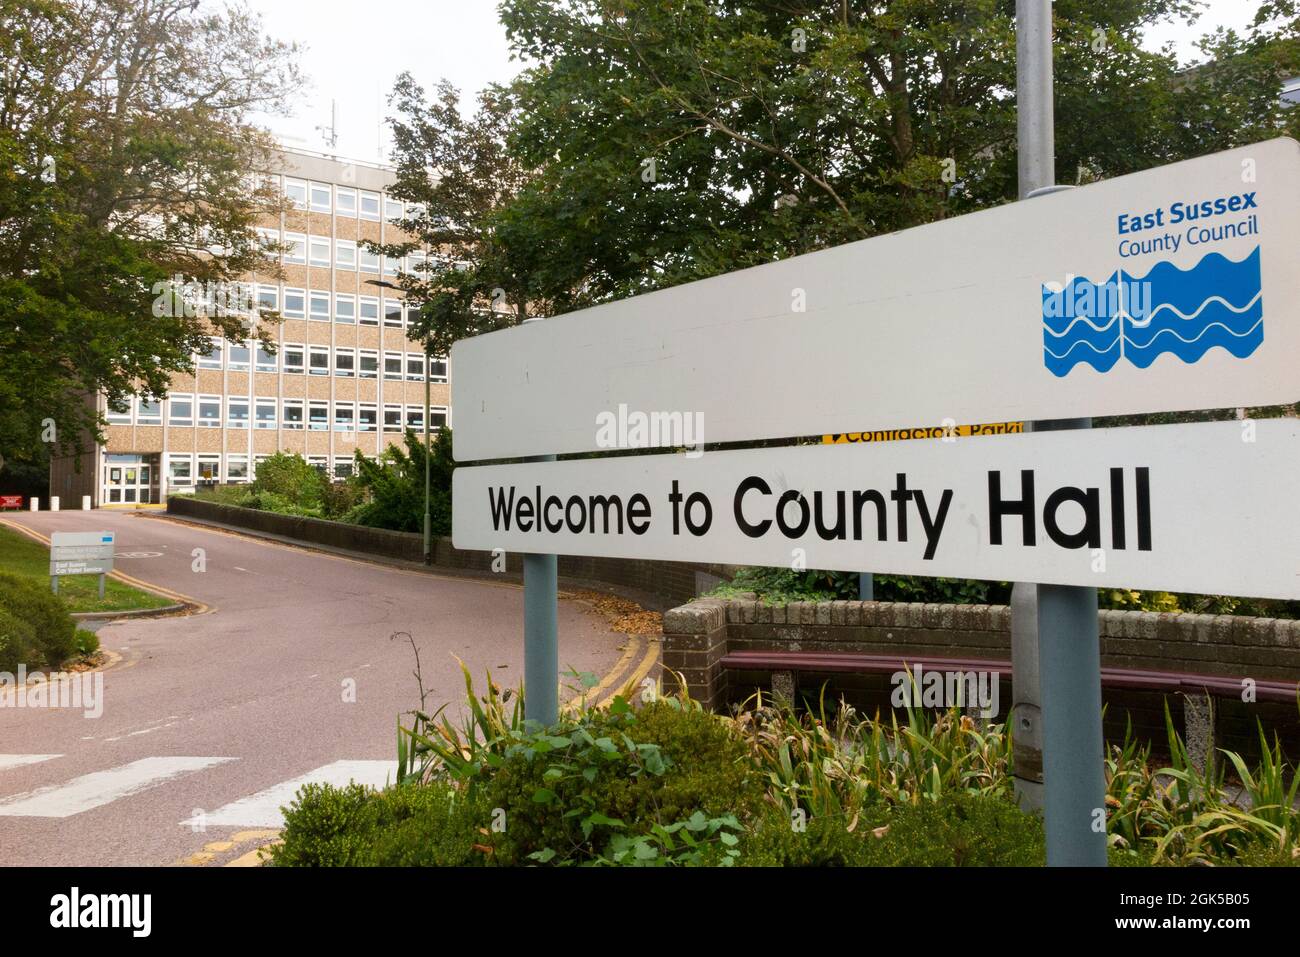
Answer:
[1042,246,1262,376]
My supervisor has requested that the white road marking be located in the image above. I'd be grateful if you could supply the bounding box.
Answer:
[0,754,61,771]
[183,760,397,828]
[0,756,236,818]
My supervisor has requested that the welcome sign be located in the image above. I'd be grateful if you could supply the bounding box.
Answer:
[451,139,1300,462]
[453,420,1300,600]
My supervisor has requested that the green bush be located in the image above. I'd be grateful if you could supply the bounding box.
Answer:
[271,781,485,867]
[742,793,1044,866]
[346,427,453,534]
[0,606,38,673]
[251,452,327,510]
[481,699,763,866]
[0,571,78,667]
[74,629,99,657]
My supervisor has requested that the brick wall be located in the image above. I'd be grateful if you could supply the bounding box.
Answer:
[663,597,1300,756]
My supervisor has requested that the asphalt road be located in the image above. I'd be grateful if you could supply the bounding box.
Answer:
[0,510,633,866]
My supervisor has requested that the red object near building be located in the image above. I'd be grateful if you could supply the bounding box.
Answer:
[0,495,24,510]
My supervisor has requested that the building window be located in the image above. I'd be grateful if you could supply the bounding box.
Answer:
[255,397,277,430]
[335,348,355,377]
[429,356,448,382]
[383,254,400,277]
[383,299,403,327]
[335,187,357,217]
[284,178,307,210]
[383,405,403,432]
[137,397,162,425]
[197,337,223,370]
[308,401,329,432]
[309,182,331,213]
[227,340,251,372]
[309,290,330,321]
[358,403,377,432]
[383,351,403,380]
[335,239,356,270]
[359,247,380,273]
[406,406,424,431]
[283,287,306,318]
[168,394,194,427]
[384,197,404,222]
[334,403,355,433]
[431,407,448,429]
[360,190,380,221]
[282,342,305,374]
[197,455,221,483]
[105,399,132,425]
[309,236,331,267]
[405,354,425,381]
[167,455,194,486]
[359,349,378,379]
[227,397,250,429]
[334,294,356,324]
[333,457,354,481]
[256,227,280,259]
[227,455,250,483]
[282,400,304,430]
[406,250,426,275]
[256,285,279,316]
[308,345,330,376]
[284,232,306,264]
[405,304,421,328]
[198,395,222,427]
[255,343,277,373]
[359,296,379,325]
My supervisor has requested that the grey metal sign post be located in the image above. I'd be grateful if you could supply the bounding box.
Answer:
[1016,0,1107,866]
[523,455,560,725]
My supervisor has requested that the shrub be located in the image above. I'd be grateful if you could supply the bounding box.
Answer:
[347,428,453,534]
[0,607,38,673]
[481,699,764,866]
[271,781,485,867]
[251,452,327,510]
[74,629,99,657]
[0,571,77,667]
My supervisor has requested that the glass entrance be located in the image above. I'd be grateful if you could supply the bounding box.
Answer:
[102,454,157,505]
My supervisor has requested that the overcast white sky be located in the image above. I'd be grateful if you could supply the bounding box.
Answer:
[244,0,1264,165]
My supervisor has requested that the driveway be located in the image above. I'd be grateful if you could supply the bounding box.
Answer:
[0,510,637,865]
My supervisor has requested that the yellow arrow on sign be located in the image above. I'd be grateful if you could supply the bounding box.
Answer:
[822,422,1024,444]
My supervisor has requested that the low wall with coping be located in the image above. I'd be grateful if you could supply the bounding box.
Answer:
[165,495,735,609]
[663,597,1300,756]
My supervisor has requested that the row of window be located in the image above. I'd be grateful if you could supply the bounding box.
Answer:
[167,452,361,486]
[252,287,421,327]
[111,394,447,433]
[273,177,414,222]
[191,338,446,380]
[255,229,425,276]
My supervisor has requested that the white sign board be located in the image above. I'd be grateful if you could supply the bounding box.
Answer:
[451,138,1300,461]
[453,420,1300,600]
[50,532,115,577]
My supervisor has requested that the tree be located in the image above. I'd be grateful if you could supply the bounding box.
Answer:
[385,0,1298,351]
[0,0,301,468]
[349,428,455,535]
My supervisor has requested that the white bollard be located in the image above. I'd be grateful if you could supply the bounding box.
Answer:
[81,495,91,510]
[50,496,59,511]
[30,497,39,511]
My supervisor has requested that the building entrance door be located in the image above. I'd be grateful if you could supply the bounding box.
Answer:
[102,454,155,505]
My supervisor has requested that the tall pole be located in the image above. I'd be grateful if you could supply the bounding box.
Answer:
[523,454,559,725]
[422,338,432,565]
[1016,0,1107,867]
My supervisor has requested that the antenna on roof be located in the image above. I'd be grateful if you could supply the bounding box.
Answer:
[316,99,339,152]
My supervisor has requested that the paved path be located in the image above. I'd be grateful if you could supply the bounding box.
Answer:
[0,510,638,865]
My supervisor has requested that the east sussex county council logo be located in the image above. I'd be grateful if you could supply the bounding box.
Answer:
[1042,246,1263,376]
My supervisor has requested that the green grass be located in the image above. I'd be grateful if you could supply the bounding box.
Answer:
[0,526,175,614]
